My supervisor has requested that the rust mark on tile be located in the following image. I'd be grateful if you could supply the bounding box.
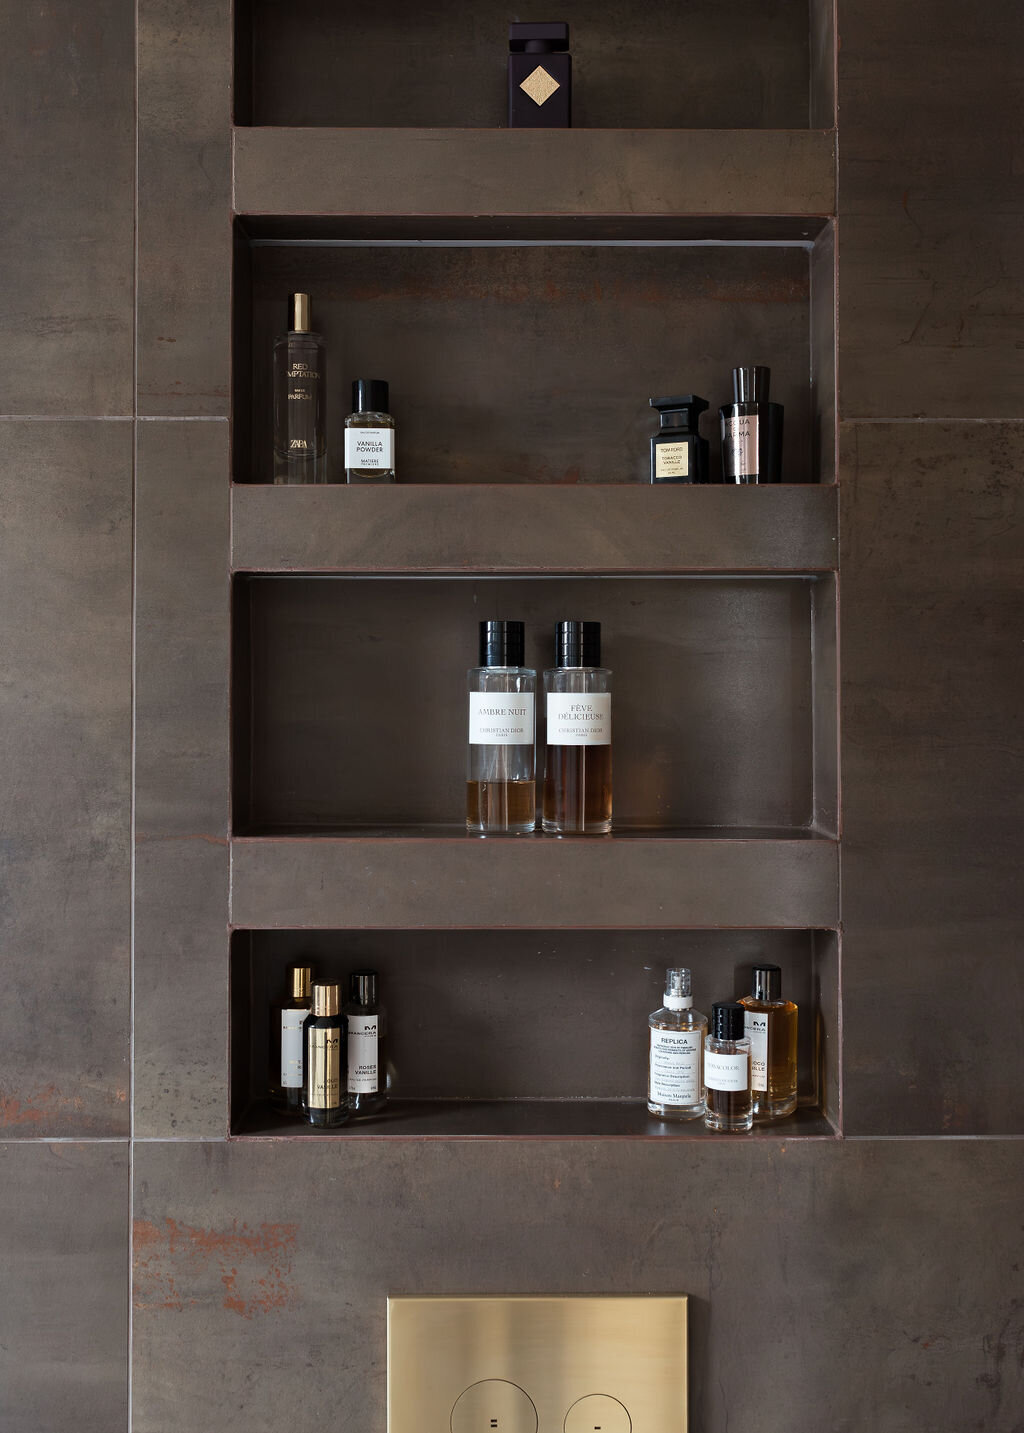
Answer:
[133,1217,299,1319]
[0,1082,125,1129]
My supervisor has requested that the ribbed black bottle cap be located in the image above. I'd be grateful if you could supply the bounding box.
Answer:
[554,619,600,668]
[751,964,782,1001]
[733,366,771,403]
[349,970,378,1008]
[479,620,525,668]
[712,1001,746,1041]
[352,379,389,414]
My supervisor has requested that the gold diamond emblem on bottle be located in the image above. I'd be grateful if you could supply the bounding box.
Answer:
[520,64,560,106]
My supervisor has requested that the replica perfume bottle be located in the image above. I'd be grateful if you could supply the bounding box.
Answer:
[648,968,707,1120]
[704,1002,753,1132]
[467,619,536,835]
[542,620,612,834]
[719,365,784,483]
[738,963,798,1121]
[344,379,396,483]
[649,394,709,483]
[303,983,349,1128]
[269,962,313,1114]
[508,22,571,128]
[273,292,326,484]
[345,969,387,1116]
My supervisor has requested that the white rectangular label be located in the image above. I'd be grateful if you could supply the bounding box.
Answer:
[744,1011,769,1092]
[469,691,534,745]
[345,427,394,469]
[649,1028,702,1105]
[704,1048,749,1093]
[347,1013,380,1093]
[546,692,611,745]
[281,1009,305,1088]
[723,413,759,479]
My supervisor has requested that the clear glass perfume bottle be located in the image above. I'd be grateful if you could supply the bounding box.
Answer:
[739,963,798,1121]
[303,983,349,1128]
[344,378,396,484]
[269,962,313,1114]
[467,620,536,835]
[542,620,612,835]
[648,967,707,1120]
[345,970,387,1116]
[704,1002,753,1132]
[273,292,326,484]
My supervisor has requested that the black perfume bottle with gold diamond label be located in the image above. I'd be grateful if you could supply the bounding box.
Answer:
[508,23,571,127]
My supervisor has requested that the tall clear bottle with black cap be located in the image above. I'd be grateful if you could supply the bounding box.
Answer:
[704,1002,753,1132]
[273,292,326,484]
[303,983,349,1128]
[542,620,612,835]
[344,379,396,483]
[345,970,387,1115]
[719,365,784,483]
[738,963,798,1121]
[467,620,536,835]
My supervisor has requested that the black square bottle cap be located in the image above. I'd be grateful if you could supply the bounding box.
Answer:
[751,964,782,1001]
[712,1001,746,1041]
[352,378,390,414]
[554,619,600,668]
[732,366,771,403]
[509,22,570,51]
[349,970,378,1007]
[479,620,526,668]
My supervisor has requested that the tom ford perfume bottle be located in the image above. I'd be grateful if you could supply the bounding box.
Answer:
[303,983,349,1128]
[344,379,396,483]
[269,962,313,1114]
[739,963,798,1121]
[648,968,707,1120]
[719,365,783,483]
[704,1002,753,1132]
[467,620,536,835]
[508,22,571,128]
[273,292,326,485]
[649,395,709,483]
[345,970,386,1115]
[542,620,612,834]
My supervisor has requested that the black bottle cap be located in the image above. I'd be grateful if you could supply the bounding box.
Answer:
[751,964,782,1001]
[650,394,709,418]
[509,22,569,52]
[554,619,600,668]
[479,619,526,668]
[733,366,770,403]
[712,1001,746,1041]
[352,379,390,414]
[349,970,378,1008]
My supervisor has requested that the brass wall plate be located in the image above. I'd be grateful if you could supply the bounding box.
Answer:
[387,1295,687,1433]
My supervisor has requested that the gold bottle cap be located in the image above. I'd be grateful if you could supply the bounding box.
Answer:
[290,292,311,333]
[312,982,340,1018]
[289,964,312,1000]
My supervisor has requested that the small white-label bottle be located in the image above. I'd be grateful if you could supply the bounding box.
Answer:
[648,967,707,1120]
[345,969,386,1115]
[704,1001,753,1133]
[344,378,396,483]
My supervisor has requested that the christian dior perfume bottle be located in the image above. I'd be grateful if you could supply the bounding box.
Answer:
[467,620,536,835]
[738,963,798,1121]
[303,983,349,1128]
[542,620,612,835]
[344,379,396,483]
[719,365,783,483]
[345,970,386,1115]
[508,22,571,127]
[273,293,327,484]
[269,963,313,1114]
[704,1002,753,1132]
[648,968,707,1121]
[649,395,710,483]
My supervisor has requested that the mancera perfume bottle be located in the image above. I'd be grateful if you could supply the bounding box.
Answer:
[738,963,798,1121]
[649,395,709,484]
[345,970,386,1116]
[508,22,571,128]
[542,620,612,835]
[269,962,313,1114]
[704,1002,753,1133]
[467,620,536,835]
[719,365,784,483]
[273,292,326,484]
[648,968,707,1120]
[344,378,396,483]
[303,983,349,1128]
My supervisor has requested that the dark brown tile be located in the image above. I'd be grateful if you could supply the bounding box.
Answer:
[0,1141,128,1432]
[137,0,232,415]
[0,3,134,415]
[840,421,1024,1133]
[0,422,131,1136]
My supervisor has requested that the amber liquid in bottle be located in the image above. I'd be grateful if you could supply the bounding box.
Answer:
[542,620,612,835]
[740,963,798,1121]
[542,747,612,831]
[467,779,536,830]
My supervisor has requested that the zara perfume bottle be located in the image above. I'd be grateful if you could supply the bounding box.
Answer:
[467,620,536,835]
[344,379,396,483]
[269,962,313,1114]
[273,292,326,484]
[649,395,709,483]
[303,983,349,1128]
[719,365,783,483]
[508,22,571,127]
[648,968,707,1120]
[703,1002,753,1132]
[542,620,612,834]
[738,963,798,1121]
[345,969,387,1116]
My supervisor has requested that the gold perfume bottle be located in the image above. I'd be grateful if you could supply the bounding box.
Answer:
[738,963,798,1121]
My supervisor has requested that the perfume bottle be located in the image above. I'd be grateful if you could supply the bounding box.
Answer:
[303,983,349,1128]
[719,365,784,483]
[273,292,326,485]
[345,970,386,1115]
[649,395,709,484]
[467,620,536,835]
[648,968,707,1120]
[344,379,396,484]
[738,963,798,1121]
[508,23,571,128]
[542,620,612,835]
[269,962,313,1114]
[703,1002,753,1133]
